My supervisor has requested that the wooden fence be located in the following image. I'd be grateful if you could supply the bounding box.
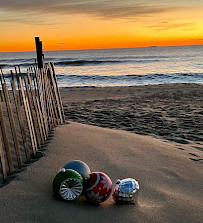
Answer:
[0,38,65,184]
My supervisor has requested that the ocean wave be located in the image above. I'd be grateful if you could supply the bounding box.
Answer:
[0,64,6,68]
[56,72,203,87]
[0,62,36,68]
[0,58,35,63]
[56,72,203,81]
[55,60,125,66]
[54,59,161,66]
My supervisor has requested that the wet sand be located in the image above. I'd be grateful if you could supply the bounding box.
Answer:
[0,123,202,223]
[61,83,203,147]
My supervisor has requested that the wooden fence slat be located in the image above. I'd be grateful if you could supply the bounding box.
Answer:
[49,83,59,126]
[25,97,38,154]
[28,72,46,140]
[44,71,55,128]
[0,133,7,181]
[33,69,48,137]
[42,67,54,129]
[15,67,23,106]
[27,73,45,143]
[50,62,65,123]
[11,79,31,163]
[19,77,37,155]
[36,98,47,140]
[24,77,41,147]
[2,83,22,168]
[48,63,63,124]
[0,100,14,174]
[41,72,52,128]
[47,77,59,126]
[37,69,49,134]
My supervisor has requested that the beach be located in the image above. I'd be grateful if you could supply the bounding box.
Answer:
[0,122,202,223]
[1,1,203,222]
[0,83,202,223]
[62,83,203,147]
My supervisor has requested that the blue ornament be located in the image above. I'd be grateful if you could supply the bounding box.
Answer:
[64,160,91,180]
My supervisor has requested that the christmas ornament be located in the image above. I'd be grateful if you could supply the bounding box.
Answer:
[112,178,139,204]
[64,160,91,180]
[53,168,83,201]
[84,172,112,204]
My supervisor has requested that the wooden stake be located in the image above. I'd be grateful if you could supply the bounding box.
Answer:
[35,37,43,69]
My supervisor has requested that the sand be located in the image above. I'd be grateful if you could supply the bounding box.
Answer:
[62,83,203,146]
[0,83,202,222]
[0,123,202,223]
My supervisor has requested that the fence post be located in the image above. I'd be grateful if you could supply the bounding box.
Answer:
[35,37,43,69]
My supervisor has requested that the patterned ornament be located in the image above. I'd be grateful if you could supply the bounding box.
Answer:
[112,178,139,204]
[53,168,83,201]
[64,160,91,180]
[84,172,112,204]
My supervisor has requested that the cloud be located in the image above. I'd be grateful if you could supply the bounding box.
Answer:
[0,0,183,22]
[189,38,203,41]
[148,22,194,31]
[0,10,46,25]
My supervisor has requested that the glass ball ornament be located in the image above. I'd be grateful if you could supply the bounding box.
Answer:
[53,168,83,201]
[63,160,91,180]
[112,178,139,204]
[84,172,113,204]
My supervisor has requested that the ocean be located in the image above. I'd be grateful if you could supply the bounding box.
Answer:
[0,45,202,87]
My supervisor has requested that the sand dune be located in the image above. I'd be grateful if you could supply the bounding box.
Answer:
[0,123,202,223]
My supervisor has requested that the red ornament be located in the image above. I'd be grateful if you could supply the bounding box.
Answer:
[112,187,119,203]
[84,172,112,203]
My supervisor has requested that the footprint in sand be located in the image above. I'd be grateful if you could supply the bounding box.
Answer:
[188,152,199,157]
[193,146,203,152]
[161,168,181,180]
[176,147,185,151]
[189,158,203,162]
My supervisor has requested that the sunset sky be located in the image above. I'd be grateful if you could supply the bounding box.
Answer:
[0,0,203,51]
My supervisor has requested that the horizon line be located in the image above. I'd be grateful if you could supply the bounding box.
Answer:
[0,44,202,53]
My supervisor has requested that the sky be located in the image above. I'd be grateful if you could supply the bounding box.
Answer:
[0,0,203,51]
